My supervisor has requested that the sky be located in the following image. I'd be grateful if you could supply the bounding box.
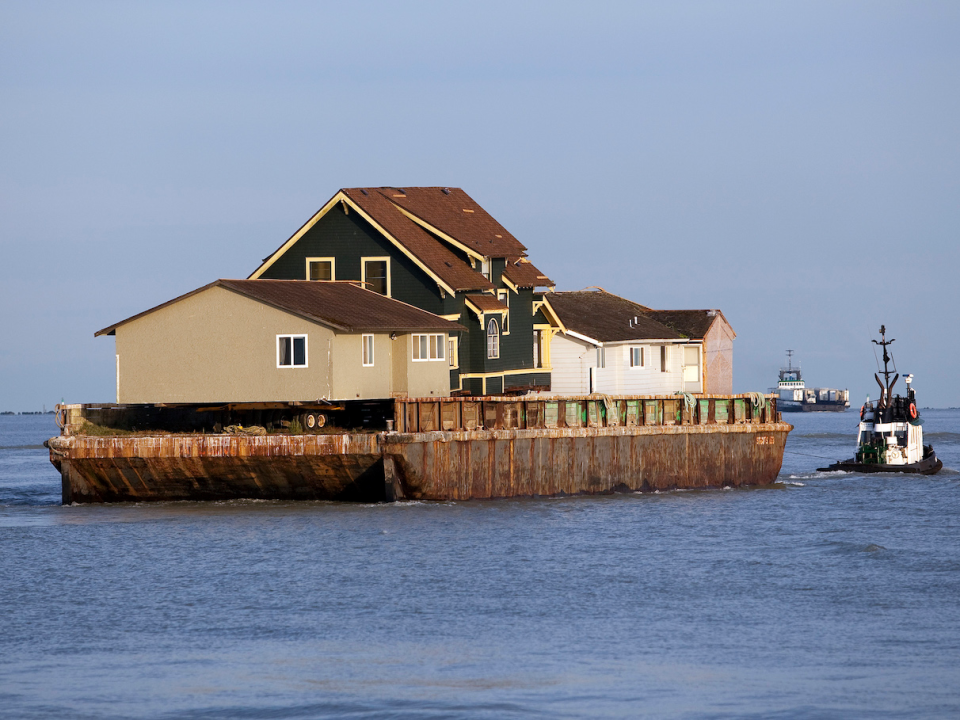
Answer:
[1,1,958,411]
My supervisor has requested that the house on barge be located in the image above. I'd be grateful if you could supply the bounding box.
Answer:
[95,279,464,404]
[248,187,557,396]
[545,289,735,395]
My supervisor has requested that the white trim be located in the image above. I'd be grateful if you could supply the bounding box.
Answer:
[567,329,601,346]
[412,333,446,362]
[277,334,308,368]
[305,256,336,281]
[362,334,374,367]
[361,256,391,297]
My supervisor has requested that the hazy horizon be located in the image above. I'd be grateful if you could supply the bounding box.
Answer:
[2,2,958,411]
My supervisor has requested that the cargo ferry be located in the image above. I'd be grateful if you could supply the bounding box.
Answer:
[774,351,849,412]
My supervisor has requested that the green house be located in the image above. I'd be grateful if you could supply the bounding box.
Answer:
[249,187,559,395]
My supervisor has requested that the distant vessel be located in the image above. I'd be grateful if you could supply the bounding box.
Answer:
[773,351,850,412]
[819,326,941,474]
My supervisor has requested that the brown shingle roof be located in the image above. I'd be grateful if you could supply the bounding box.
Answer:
[383,187,527,257]
[548,290,683,343]
[342,188,493,293]
[643,309,731,340]
[96,280,466,337]
[464,294,509,313]
[503,257,554,288]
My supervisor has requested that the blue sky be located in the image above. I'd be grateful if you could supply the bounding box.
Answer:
[2,1,958,410]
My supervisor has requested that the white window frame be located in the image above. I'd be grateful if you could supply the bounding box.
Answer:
[361,256,391,297]
[497,289,510,334]
[480,258,491,281]
[305,257,335,282]
[630,347,645,368]
[487,318,500,359]
[661,345,668,373]
[277,334,308,368]
[683,345,700,383]
[413,333,446,362]
[362,334,374,367]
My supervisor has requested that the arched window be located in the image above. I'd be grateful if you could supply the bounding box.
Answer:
[486,317,500,359]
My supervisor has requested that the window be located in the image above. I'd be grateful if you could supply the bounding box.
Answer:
[683,346,700,382]
[497,290,510,333]
[631,347,644,368]
[597,347,606,368]
[362,257,390,296]
[277,335,307,367]
[448,337,459,367]
[487,318,500,359]
[413,333,446,361]
[661,345,668,372]
[480,259,491,281]
[306,257,334,281]
[362,334,374,367]
[534,330,543,368]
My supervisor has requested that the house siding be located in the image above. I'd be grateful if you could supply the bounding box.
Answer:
[259,205,446,315]
[113,285,450,403]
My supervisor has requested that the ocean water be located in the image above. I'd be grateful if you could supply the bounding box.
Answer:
[1,411,959,719]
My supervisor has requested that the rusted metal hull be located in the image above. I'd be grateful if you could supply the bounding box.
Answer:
[48,422,791,504]
[47,434,384,504]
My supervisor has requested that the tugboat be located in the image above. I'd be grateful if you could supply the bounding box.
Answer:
[819,326,941,475]
[774,350,850,412]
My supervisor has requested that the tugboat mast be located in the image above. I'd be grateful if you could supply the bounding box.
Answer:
[786,349,794,371]
[872,325,898,408]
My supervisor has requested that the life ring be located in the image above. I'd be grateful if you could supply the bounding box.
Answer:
[909,403,918,419]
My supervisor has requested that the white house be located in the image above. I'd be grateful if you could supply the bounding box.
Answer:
[542,290,734,396]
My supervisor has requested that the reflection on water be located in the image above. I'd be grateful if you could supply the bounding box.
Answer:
[2,413,960,718]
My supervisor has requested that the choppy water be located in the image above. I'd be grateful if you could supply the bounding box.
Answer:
[2,412,959,719]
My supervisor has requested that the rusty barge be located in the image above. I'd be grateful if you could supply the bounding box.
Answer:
[47,394,791,504]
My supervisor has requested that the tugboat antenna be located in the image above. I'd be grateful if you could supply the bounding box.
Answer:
[786,349,793,371]
[871,325,896,405]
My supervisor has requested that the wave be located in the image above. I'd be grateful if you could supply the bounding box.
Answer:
[922,432,960,442]
[791,432,854,440]
[0,444,47,451]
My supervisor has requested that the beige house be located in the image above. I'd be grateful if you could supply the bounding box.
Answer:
[95,280,464,404]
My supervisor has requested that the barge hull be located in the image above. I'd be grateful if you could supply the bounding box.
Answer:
[49,423,791,504]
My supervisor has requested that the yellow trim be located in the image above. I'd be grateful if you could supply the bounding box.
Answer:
[539,297,567,334]
[501,275,519,294]
[458,368,551,379]
[249,192,345,279]
[439,313,462,321]
[361,255,392,297]
[394,206,485,261]
[464,297,508,325]
[305,256,335,281]
[497,289,510,335]
[249,192,458,296]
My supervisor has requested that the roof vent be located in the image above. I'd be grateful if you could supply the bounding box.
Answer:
[360,189,368,195]
[442,188,451,195]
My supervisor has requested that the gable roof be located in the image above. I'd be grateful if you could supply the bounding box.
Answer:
[644,309,735,340]
[249,187,554,292]
[502,257,553,289]
[547,290,684,344]
[95,280,466,337]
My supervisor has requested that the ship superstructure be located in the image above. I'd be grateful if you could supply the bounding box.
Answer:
[774,350,850,412]
[819,326,941,474]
